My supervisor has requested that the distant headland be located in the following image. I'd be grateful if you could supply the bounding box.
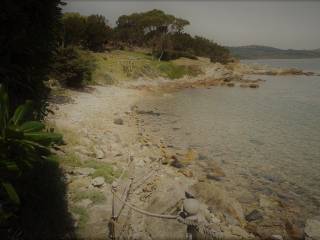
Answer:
[227,45,320,59]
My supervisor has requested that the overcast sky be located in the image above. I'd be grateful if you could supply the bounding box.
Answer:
[63,0,320,50]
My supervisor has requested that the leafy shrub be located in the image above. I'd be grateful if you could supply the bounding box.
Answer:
[51,47,95,88]
[0,85,62,223]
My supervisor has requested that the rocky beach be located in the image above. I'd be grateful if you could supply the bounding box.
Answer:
[46,61,320,240]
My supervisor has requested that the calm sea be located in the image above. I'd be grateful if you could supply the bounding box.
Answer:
[137,58,320,220]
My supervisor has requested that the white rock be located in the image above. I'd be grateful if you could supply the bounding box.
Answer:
[92,177,105,187]
[271,235,283,240]
[183,198,200,216]
[305,218,320,240]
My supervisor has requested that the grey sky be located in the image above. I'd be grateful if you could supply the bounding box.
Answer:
[63,1,320,50]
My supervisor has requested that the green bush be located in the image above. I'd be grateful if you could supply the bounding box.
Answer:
[51,47,95,88]
[0,84,62,223]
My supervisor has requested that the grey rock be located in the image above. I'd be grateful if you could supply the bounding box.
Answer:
[92,177,105,187]
[245,209,263,222]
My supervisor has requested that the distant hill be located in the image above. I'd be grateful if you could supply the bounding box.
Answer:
[227,45,320,59]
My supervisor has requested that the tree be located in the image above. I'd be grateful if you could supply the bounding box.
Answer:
[84,14,110,51]
[0,0,63,112]
[61,12,87,47]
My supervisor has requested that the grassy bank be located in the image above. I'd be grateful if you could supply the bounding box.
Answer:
[86,50,203,85]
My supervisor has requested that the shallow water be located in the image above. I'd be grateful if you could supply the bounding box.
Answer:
[137,59,320,221]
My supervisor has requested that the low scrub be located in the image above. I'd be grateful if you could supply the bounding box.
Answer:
[51,47,96,88]
[0,85,64,232]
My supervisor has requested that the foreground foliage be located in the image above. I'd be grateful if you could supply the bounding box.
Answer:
[0,85,62,224]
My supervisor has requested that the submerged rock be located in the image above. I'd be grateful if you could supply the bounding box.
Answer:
[245,209,263,222]
[113,118,124,125]
[249,83,259,88]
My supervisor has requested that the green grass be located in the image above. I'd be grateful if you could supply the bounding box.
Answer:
[80,50,202,84]
[157,62,188,79]
[59,153,121,183]
[71,190,106,204]
[70,206,89,230]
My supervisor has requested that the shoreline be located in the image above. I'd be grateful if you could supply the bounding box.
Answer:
[46,62,318,239]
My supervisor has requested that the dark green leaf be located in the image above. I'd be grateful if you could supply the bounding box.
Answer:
[24,132,63,145]
[20,121,45,133]
[1,182,20,205]
[10,100,33,125]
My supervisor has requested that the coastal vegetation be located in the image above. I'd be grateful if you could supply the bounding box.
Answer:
[51,9,231,87]
[3,1,306,239]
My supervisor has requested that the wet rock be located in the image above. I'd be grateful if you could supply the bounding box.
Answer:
[227,82,235,87]
[170,159,184,168]
[305,218,320,240]
[198,153,207,160]
[206,163,226,181]
[113,118,124,125]
[245,209,263,222]
[92,177,105,187]
[249,83,259,88]
[206,174,223,181]
[240,84,248,88]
